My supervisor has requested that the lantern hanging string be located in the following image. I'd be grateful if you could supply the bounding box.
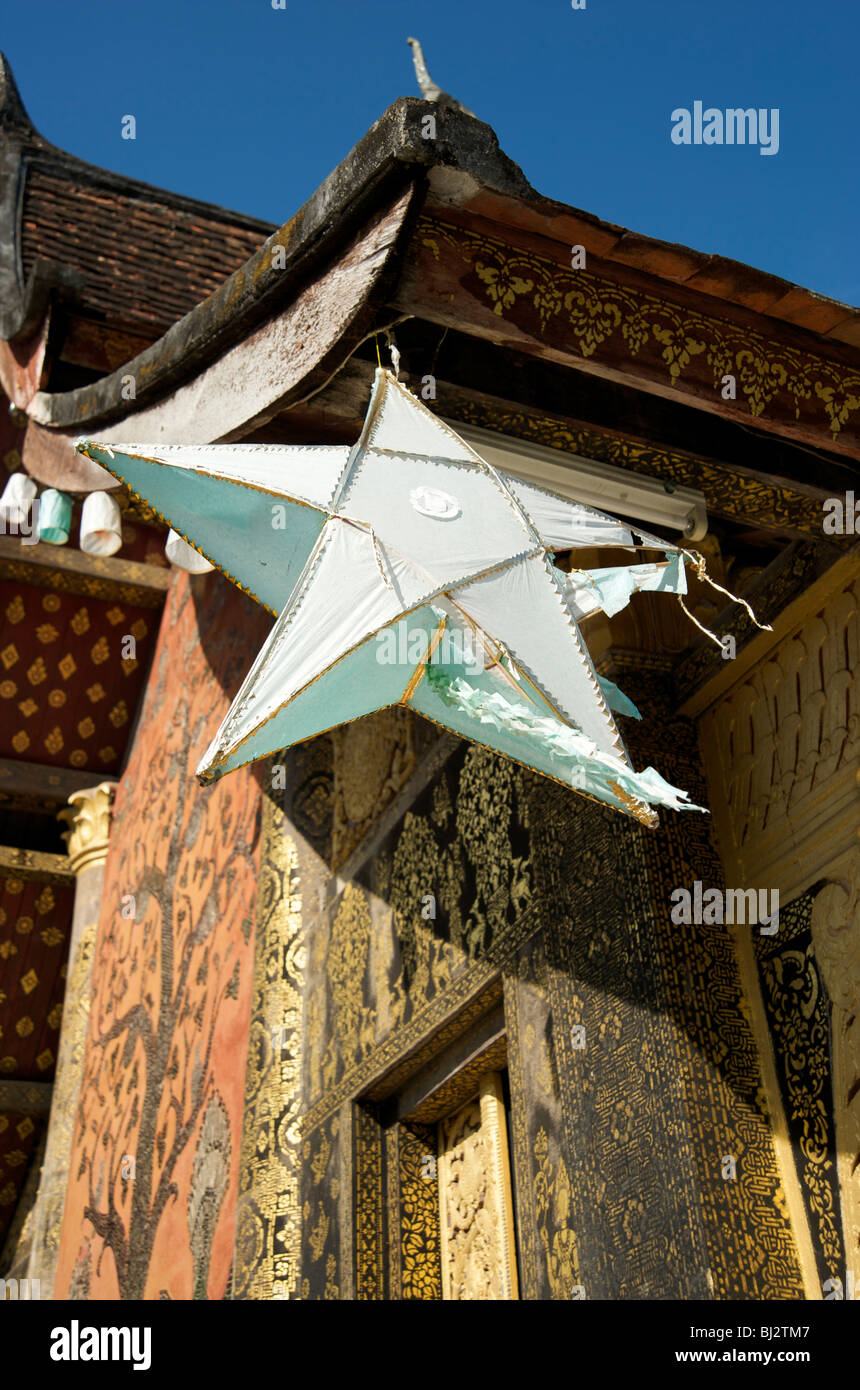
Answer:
[681,548,773,633]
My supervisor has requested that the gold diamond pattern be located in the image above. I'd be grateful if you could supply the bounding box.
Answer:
[58,653,77,680]
[1,643,19,670]
[43,727,64,755]
[16,1116,34,1140]
[109,700,129,728]
[20,967,38,994]
[77,717,95,739]
[47,1003,62,1029]
[35,885,55,914]
[36,1048,53,1071]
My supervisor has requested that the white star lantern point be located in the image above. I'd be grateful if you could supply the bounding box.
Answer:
[76,368,705,825]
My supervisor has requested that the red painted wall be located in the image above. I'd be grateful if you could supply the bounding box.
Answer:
[54,569,272,1300]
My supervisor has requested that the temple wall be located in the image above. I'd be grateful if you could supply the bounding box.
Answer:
[52,571,271,1300]
[236,689,809,1299]
[699,558,860,1300]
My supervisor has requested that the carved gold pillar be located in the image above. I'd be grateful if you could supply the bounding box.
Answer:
[437,1073,519,1300]
[27,782,115,1298]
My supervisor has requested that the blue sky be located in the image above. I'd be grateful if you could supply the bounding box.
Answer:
[4,0,858,304]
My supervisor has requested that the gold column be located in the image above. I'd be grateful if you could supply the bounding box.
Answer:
[26,782,115,1298]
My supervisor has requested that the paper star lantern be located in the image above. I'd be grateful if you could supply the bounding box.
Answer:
[76,369,706,826]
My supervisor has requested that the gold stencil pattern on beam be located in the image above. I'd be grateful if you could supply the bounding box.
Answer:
[232,791,304,1301]
[418,216,860,440]
[445,399,828,538]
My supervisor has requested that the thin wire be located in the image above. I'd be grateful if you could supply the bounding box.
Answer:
[282,315,413,414]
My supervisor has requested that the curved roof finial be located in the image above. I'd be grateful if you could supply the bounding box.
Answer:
[0,52,35,134]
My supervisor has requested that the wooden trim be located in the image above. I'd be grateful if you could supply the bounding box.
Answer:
[0,844,73,882]
[0,533,171,607]
[396,1005,506,1122]
[0,1080,52,1114]
[0,757,117,805]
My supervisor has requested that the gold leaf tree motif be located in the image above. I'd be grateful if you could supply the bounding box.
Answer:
[475,258,534,315]
[417,215,860,439]
[327,884,372,1063]
[308,1202,329,1262]
[533,1127,579,1298]
[563,286,623,358]
[814,381,860,436]
[310,1134,331,1186]
[323,1251,339,1299]
[400,1122,443,1300]
[390,811,445,1000]
[532,280,564,331]
[734,350,789,417]
[620,308,652,357]
[651,323,706,383]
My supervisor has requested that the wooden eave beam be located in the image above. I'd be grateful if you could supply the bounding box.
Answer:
[391,208,860,462]
[0,534,171,606]
[0,758,117,807]
[281,353,846,542]
[0,843,73,883]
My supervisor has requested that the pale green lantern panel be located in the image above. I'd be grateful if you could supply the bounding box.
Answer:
[76,369,703,826]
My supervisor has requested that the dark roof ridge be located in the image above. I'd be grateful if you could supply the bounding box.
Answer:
[28,96,536,430]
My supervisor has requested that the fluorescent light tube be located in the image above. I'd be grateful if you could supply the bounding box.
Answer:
[450,422,708,541]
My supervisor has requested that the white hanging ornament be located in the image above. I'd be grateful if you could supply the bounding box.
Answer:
[0,472,37,526]
[79,490,123,556]
[165,528,214,573]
